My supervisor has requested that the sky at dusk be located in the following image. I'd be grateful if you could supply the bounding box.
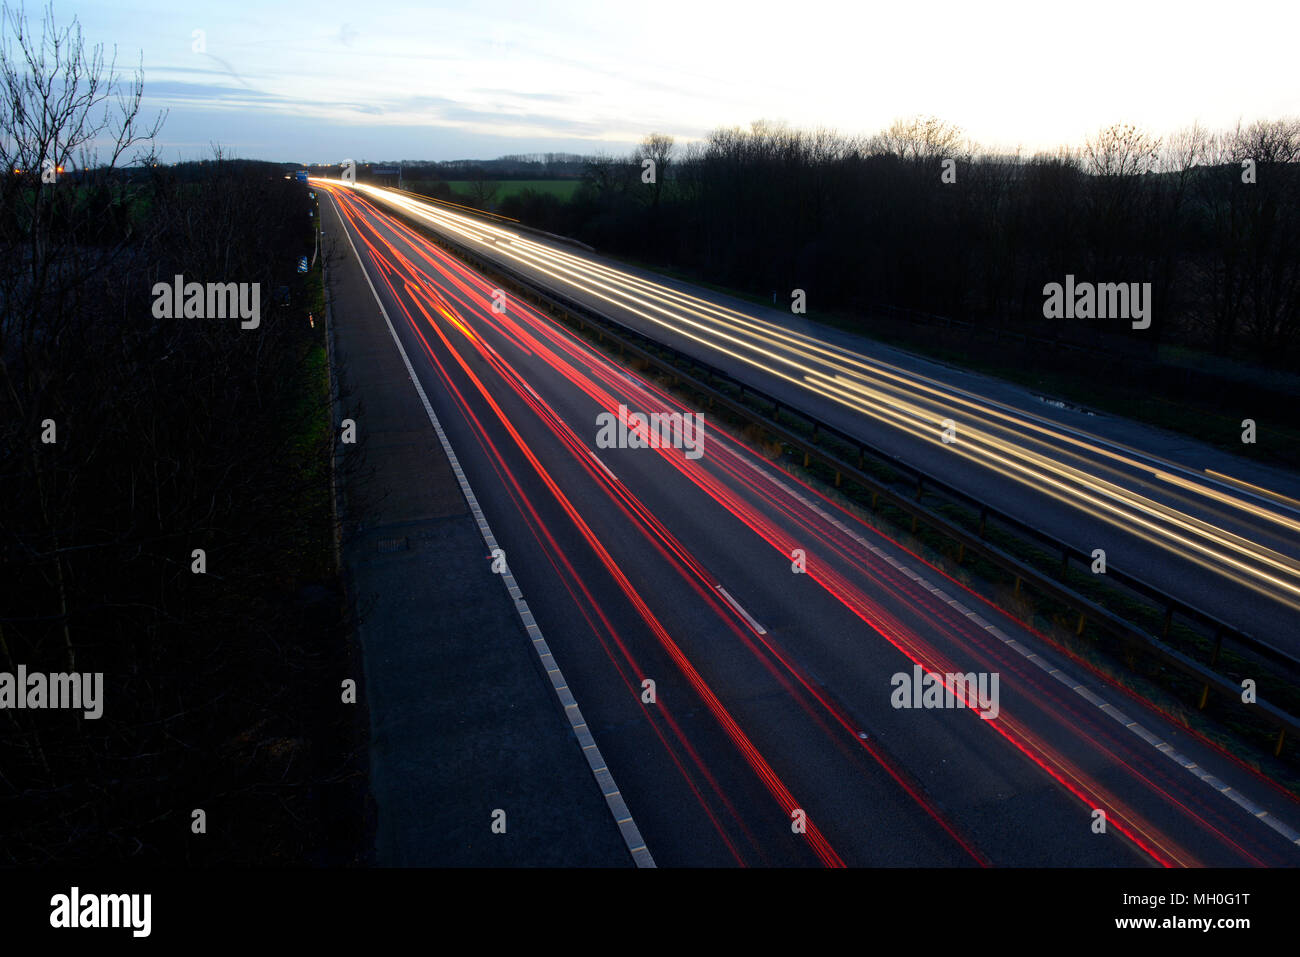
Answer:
[59,0,1300,163]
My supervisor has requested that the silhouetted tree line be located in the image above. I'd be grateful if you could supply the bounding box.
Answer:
[415,154,590,178]
[500,119,1300,369]
[356,155,591,182]
[1,5,359,863]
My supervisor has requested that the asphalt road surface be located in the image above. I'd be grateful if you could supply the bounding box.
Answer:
[318,181,1300,867]
[325,180,1300,657]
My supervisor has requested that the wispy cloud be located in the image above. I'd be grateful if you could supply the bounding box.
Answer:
[69,0,1300,161]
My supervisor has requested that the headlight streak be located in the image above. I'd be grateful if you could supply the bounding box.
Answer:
[321,182,1299,868]
[319,179,1300,619]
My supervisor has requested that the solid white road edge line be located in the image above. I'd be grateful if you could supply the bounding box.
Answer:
[330,192,655,867]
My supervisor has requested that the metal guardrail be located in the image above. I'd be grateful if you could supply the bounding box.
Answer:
[373,190,1300,758]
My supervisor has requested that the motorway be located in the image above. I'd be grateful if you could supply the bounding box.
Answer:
[324,181,1300,658]
[318,180,1300,866]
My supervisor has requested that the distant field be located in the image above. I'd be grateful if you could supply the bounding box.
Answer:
[445,179,581,202]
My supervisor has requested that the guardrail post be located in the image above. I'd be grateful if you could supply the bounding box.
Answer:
[1209,627,1224,667]
[1198,627,1227,711]
[835,470,842,488]
[871,491,878,511]
[1076,612,1086,635]
[857,447,865,470]
[915,478,923,501]
[1276,729,1286,758]
[1162,607,1173,640]
[1060,551,1070,579]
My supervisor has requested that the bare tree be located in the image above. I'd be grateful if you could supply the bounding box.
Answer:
[1082,122,1161,178]
[0,1,165,274]
[635,131,674,208]
[870,115,965,163]
[1079,124,1161,282]
[1226,119,1300,357]
[0,1,164,679]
